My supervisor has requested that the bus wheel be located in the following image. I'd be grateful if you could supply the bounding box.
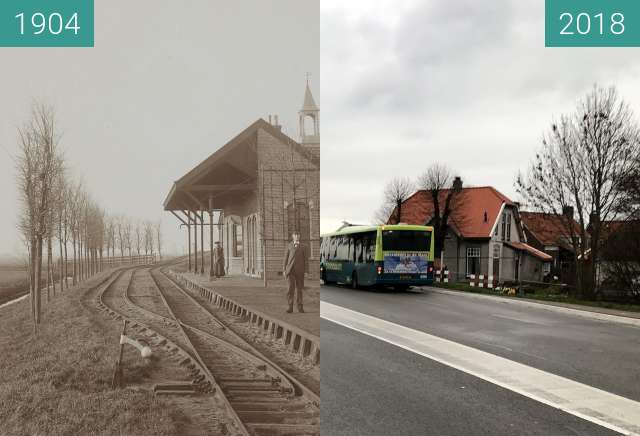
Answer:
[352,273,359,289]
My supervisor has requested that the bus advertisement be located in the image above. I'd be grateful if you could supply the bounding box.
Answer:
[320,224,435,290]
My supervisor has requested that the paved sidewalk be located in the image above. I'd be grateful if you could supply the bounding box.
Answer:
[179,272,319,337]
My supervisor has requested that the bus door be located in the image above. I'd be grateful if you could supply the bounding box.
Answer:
[354,232,376,286]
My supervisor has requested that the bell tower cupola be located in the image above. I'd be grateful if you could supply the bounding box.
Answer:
[299,76,320,153]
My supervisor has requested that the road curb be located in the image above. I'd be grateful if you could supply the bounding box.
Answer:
[426,287,640,328]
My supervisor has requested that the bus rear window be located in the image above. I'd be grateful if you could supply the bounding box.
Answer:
[382,230,431,252]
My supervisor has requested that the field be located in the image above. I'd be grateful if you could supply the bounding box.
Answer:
[0,269,195,435]
[0,266,29,306]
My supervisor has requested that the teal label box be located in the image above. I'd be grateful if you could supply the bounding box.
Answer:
[546,0,640,47]
[0,0,94,47]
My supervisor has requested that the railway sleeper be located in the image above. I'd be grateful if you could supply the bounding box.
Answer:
[237,410,318,425]
[246,423,319,436]
[218,376,272,383]
[226,392,290,401]
[231,401,310,412]
[221,383,282,391]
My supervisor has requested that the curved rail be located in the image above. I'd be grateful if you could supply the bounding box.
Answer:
[149,267,319,435]
[93,264,319,435]
[158,267,320,404]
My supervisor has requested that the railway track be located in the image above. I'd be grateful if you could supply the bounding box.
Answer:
[95,265,320,436]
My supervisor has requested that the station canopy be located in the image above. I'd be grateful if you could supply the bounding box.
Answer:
[163,118,316,212]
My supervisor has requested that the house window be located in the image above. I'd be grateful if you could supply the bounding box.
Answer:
[500,211,512,241]
[466,247,481,276]
[543,262,551,274]
[492,244,501,259]
[232,223,243,257]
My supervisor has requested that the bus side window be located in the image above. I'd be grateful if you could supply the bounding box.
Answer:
[338,236,348,261]
[365,233,375,263]
[356,237,364,263]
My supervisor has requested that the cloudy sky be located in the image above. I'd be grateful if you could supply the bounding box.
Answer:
[320,0,640,234]
[0,0,318,258]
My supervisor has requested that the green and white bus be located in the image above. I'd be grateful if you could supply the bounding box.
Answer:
[320,224,435,289]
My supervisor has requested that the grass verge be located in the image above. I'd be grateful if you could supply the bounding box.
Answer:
[0,270,187,436]
[433,282,640,314]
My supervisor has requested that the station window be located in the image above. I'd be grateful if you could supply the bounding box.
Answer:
[232,223,243,257]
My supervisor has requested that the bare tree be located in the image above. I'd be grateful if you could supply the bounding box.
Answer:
[116,215,125,258]
[144,220,154,258]
[123,218,133,261]
[417,164,462,260]
[373,203,395,225]
[381,177,414,224]
[15,103,64,333]
[517,85,640,298]
[155,220,163,261]
[134,220,143,256]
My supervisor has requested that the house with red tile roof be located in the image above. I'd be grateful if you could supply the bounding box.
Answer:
[519,209,581,284]
[391,179,551,283]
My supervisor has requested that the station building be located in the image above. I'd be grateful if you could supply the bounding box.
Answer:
[163,83,320,283]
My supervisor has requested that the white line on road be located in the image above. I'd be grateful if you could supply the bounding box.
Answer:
[321,301,640,435]
[490,313,546,325]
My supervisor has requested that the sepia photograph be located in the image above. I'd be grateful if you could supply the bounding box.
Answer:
[0,1,319,435]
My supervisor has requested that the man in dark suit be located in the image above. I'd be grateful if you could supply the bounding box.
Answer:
[283,231,308,313]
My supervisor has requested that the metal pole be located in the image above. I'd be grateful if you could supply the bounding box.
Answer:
[209,197,214,278]
[111,320,127,388]
[187,211,192,272]
[200,210,205,274]
[194,209,198,274]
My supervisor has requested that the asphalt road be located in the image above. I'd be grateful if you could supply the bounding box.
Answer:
[321,284,640,435]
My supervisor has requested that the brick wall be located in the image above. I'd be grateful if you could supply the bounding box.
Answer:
[256,128,320,280]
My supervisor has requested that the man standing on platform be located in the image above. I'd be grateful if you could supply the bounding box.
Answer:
[283,230,308,313]
[213,241,225,278]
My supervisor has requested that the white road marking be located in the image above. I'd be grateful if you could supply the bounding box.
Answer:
[321,301,640,435]
[491,313,546,325]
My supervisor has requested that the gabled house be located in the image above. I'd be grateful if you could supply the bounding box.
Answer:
[393,178,551,283]
[520,209,581,284]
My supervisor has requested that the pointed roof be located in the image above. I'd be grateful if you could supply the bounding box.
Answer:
[301,82,319,112]
[391,186,515,238]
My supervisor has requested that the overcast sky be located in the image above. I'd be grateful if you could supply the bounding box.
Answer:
[320,0,640,234]
[0,0,318,258]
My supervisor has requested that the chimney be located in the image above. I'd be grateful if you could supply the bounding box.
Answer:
[452,176,462,191]
[562,205,574,219]
[273,114,282,132]
[268,114,272,124]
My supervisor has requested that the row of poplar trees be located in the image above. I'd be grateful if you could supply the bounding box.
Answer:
[16,103,163,334]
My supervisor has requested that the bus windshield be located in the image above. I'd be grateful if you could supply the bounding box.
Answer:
[382,230,431,252]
